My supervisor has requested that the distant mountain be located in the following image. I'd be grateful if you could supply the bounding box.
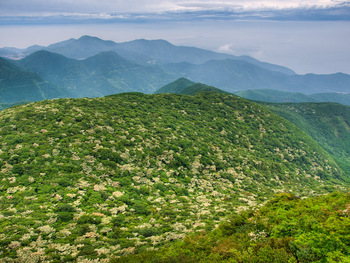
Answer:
[235,89,350,105]
[0,57,63,103]
[83,50,135,71]
[311,92,350,105]
[17,50,87,82]
[235,89,315,103]
[113,39,295,75]
[1,36,350,105]
[161,59,350,95]
[0,48,20,59]
[161,59,287,92]
[1,35,295,75]
[155,78,229,95]
[44,35,119,59]
[16,50,174,97]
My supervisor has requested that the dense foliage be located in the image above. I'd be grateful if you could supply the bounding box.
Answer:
[0,92,346,262]
[117,192,350,262]
[154,78,229,96]
[264,102,350,177]
[154,78,195,94]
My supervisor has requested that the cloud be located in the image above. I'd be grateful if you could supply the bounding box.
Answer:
[0,0,349,22]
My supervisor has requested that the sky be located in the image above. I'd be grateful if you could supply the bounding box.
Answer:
[0,0,349,74]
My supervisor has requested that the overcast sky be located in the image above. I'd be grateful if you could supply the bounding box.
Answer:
[0,0,349,15]
[0,0,349,74]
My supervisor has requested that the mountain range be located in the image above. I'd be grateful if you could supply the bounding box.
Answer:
[1,35,350,262]
[1,35,350,106]
[1,35,295,75]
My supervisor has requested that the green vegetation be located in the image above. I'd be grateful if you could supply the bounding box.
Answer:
[0,92,346,261]
[117,192,350,262]
[235,89,350,105]
[0,57,63,103]
[0,101,29,111]
[264,102,350,177]
[154,78,230,96]
[154,77,195,94]
[180,83,229,95]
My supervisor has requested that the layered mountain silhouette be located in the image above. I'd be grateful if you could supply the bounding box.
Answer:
[1,35,350,105]
[0,57,63,103]
[15,50,173,98]
[235,89,350,105]
[1,35,295,74]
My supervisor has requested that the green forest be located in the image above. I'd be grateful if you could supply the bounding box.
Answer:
[118,192,350,262]
[0,92,348,262]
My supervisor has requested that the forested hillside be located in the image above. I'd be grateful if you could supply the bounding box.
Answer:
[0,92,346,262]
[265,102,350,176]
[0,57,62,103]
[118,192,350,262]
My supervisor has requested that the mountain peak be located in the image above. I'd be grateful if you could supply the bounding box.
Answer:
[78,35,103,42]
[83,50,135,69]
[155,78,230,96]
[154,78,195,94]
[23,50,71,62]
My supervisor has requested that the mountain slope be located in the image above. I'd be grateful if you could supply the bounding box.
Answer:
[235,89,350,105]
[118,192,350,262]
[0,92,346,261]
[16,50,174,97]
[2,36,349,104]
[0,57,63,103]
[45,35,119,59]
[180,83,229,95]
[0,101,29,111]
[1,36,295,75]
[264,102,350,176]
[311,92,350,106]
[155,78,229,95]
[154,77,195,94]
[114,39,295,75]
[235,89,318,103]
[162,59,350,94]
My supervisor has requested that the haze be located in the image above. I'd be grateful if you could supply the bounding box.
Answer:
[0,0,349,74]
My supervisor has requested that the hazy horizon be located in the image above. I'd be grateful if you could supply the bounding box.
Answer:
[0,0,349,75]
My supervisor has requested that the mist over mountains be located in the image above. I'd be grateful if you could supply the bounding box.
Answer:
[1,35,350,106]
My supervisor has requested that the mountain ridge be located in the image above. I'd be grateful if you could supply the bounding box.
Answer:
[0,91,346,261]
[1,35,295,75]
[235,89,350,105]
[1,36,350,106]
[0,57,63,103]
[154,78,230,95]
